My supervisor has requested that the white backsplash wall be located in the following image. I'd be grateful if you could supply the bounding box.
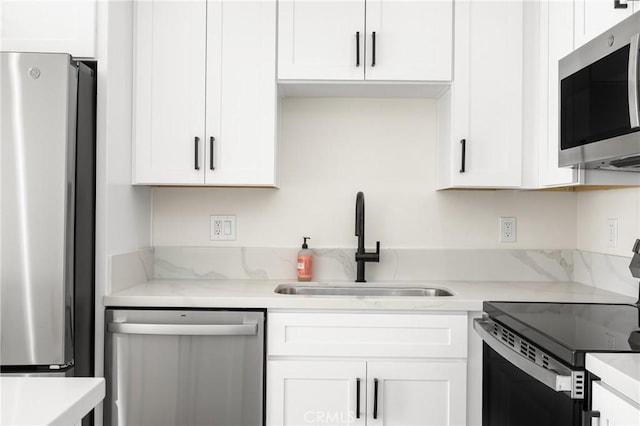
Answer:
[153,247,574,282]
[577,187,640,257]
[153,98,576,249]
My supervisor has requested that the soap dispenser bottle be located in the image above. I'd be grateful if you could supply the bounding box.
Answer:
[297,237,312,281]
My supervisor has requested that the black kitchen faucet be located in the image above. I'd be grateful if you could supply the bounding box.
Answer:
[355,191,380,282]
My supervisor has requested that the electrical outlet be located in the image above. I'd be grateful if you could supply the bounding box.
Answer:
[500,217,517,243]
[210,215,236,241]
[607,218,618,248]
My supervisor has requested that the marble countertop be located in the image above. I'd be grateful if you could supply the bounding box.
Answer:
[587,353,640,405]
[104,279,635,311]
[1,377,105,425]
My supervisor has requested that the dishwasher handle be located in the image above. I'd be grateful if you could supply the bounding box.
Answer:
[108,322,258,336]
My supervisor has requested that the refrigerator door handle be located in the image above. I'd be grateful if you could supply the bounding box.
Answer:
[108,322,258,336]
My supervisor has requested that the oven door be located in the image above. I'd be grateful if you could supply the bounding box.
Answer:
[474,318,587,426]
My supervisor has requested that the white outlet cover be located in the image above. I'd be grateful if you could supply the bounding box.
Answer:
[500,217,517,243]
[607,218,618,248]
[210,215,236,241]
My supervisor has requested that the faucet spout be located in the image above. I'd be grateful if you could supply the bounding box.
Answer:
[355,191,365,248]
[354,191,380,282]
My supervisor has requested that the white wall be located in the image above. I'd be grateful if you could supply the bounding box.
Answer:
[153,98,576,249]
[94,2,151,423]
[577,187,640,257]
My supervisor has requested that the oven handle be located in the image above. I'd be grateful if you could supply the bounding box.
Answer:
[628,33,640,128]
[473,318,575,394]
[108,322,258,336]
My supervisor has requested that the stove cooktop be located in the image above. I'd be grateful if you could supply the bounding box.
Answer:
[484,301,640,368]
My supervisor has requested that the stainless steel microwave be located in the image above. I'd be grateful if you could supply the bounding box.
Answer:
[559,12,640,171]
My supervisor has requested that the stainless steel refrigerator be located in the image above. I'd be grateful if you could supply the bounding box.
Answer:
[1,52,96,381]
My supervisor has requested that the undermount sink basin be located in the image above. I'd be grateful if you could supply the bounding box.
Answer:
[274,284,454,297]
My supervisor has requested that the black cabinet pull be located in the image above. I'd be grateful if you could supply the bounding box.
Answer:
[356,378,361,419]
[356,32,361,67]
[373,378,379,419]
[582,410,600,424]
[209,136,215,171]
[372,32,376,67]
[614,0,628,9]
[459,139,466,173]
[194,136,200,170]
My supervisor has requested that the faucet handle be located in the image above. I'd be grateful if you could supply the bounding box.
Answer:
[375,241,381,254]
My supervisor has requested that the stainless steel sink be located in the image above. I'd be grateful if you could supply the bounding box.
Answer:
[274,284,454,297]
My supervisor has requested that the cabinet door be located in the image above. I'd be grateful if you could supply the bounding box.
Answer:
[205,0,277,186]
[592,382,640,425]
[575,0,636,48]
[278,0,365,80]
[267,360,366,426]
[447,0,523,188]
[367,361,466,426]
[538,0,579,187]
[365,0,452,81]
[133,0,206,185]
[0,0,96,57]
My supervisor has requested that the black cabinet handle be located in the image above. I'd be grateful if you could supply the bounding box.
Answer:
[356,32,360,67]
[194,136,200,170]
[209,136,215,171]
[459,139,466,173]
[582,410,600,425]
[373,378,379,419]
[614,0,628,9]
[356,378,361,419]
[372,32,376,67]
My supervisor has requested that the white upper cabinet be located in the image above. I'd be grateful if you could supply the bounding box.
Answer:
[437,0,523,188]
[278,0,365,80]
[133,0,277,186]
[535,0,579,187]
[204,0,278,185]
[0,0,96,57]
[277,0,452,82]
[364,0,453,81]
[575,0,638,48]
[133,0,207,185]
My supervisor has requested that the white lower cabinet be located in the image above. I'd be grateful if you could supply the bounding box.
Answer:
[268,360,466,426]
[367,361,466,426]
[592,381,640,426]
[266,312,468,426]
[268,360,366,425]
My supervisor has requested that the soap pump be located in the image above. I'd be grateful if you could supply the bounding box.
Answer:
[297,237,312,281]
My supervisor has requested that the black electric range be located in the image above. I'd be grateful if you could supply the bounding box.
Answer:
[484,301,640,367]
[476,301,640,426]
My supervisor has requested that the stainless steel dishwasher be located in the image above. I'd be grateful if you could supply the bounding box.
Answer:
[105,309,265,426]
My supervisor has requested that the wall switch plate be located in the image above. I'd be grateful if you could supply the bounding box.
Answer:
[210,215,236,241]
[607,218,618,248]
[500,217,517,243]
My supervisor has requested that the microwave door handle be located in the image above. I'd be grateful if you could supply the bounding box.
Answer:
[628,33,640,128]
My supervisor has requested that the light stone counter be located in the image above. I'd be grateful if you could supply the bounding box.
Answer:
[0,377,105,425]
[104,279,634,311]
[587,353,640,405]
